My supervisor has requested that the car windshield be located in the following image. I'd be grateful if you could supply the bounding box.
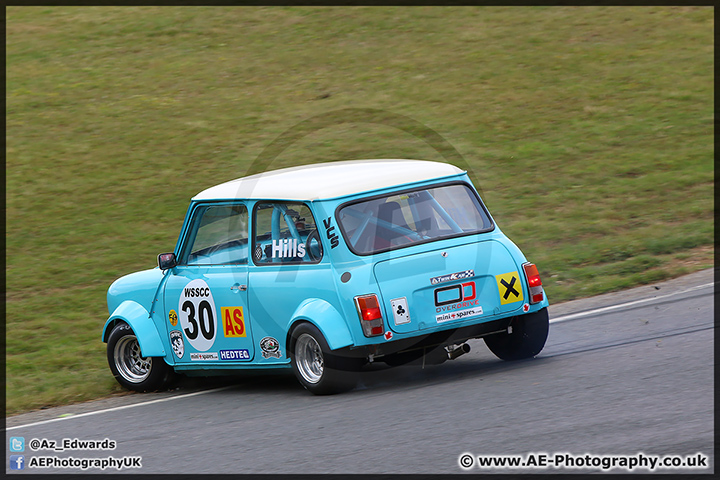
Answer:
[336,183,494,255]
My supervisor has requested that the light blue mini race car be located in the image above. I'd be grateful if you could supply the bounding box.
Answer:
[103,160,549,394]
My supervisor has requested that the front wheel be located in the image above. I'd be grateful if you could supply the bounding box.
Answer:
[289,323,356,395]
[484,308,549,361]
[107,322,173,392]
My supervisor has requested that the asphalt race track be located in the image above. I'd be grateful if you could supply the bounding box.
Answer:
[6,269,714,474]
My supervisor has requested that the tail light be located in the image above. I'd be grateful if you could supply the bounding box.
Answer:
[354,294,385,337]
[522,262,544,304]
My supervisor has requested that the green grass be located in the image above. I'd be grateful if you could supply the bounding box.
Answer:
[6,6,713,415]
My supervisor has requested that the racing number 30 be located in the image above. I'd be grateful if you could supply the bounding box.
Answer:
[178,279,218,352]
[182,300,214,341]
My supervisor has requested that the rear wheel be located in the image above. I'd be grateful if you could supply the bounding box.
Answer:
[107,322,173,392]
[290,323,356,395]
[484,308,549,361]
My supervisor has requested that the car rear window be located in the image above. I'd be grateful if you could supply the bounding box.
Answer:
[336,183,494,255]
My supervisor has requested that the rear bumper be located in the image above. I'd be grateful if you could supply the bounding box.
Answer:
[345,316,514,359]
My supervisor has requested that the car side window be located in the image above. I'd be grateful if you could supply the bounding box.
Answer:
[181,204,249,265]
[252,202,322,265]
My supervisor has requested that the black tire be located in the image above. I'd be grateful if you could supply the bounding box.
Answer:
[484,308,549,361]
[289,323,356,395]
[107,322,173,392]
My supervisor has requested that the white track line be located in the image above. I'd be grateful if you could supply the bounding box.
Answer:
[7,281,714,432]
[7,386,235,432]
[550,282,714,324]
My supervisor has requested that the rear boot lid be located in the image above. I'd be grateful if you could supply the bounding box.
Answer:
[373,239,526,334]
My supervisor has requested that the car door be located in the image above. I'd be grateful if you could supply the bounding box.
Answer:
[163,202,255,364]
[247,201,330,362]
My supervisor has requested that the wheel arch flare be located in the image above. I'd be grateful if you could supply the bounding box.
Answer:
[285,298,354,355]
[102,300,166,357]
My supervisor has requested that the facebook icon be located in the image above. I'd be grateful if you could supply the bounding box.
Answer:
[10,455,25,470]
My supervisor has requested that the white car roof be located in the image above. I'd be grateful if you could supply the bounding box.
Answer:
[192,159,466,201]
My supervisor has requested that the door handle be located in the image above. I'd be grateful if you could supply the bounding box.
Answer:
[231,284,247,291]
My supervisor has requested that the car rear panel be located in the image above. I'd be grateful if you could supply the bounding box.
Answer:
[373,238,525,334]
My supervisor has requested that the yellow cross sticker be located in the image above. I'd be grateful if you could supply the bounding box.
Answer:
[496,271,524,305]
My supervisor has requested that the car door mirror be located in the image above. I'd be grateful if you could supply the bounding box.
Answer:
[158,252,177,270]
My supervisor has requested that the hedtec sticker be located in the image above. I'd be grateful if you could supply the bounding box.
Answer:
[190,352,219,361]
[430,269,474,285]
[260,337,281,359]
[170,330,184,359]
[220,349,250,361]
[436,306,484,324]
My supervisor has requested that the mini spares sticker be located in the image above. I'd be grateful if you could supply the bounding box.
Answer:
[436,306,483,323]
[190,352,218,361]
[430,269,474,285]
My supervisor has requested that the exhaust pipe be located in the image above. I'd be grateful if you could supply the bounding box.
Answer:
[447,343,471,360]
